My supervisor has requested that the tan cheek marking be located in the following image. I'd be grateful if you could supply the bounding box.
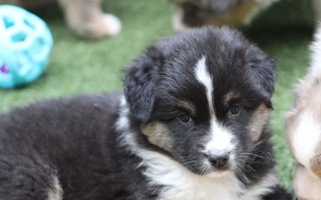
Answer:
[141,122,173,152]
[247,104,270,142]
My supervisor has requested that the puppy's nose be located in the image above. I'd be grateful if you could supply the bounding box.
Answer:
[208,151,230,169]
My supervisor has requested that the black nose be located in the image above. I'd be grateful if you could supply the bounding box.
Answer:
[208,152,229,169]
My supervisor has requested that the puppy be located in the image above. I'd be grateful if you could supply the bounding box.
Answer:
[168,0,277,32]
[285,26,321,200]
[0,26,291,200]
[0,0,121,39]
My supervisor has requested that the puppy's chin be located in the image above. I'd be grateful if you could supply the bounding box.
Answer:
[205,170,231,178]
[199,159,233,178]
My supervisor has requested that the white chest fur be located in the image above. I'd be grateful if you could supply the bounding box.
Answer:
[118,129,278,200]
[139,149,279,200]
[118,124,244,200]
[140,150,242,200]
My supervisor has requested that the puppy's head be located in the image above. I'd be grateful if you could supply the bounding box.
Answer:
[124,26,276,177]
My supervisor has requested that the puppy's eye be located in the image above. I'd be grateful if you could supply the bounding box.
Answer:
[230,105,241,115]
[178,114,191,123]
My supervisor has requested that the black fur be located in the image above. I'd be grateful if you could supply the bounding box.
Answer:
[0,26,291,200]
[0,94,159,200]
[124,46,163,123]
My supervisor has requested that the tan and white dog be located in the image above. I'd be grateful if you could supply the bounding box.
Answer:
[168,0,278,32]
[0,0,121,39]
[168,0,321,33]
[285,25,321,200]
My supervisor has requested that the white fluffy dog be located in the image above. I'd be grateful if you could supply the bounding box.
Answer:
[285,25,321,200]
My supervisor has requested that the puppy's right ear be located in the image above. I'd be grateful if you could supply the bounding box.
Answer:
[245,44,277,108]
[124,46,163,123]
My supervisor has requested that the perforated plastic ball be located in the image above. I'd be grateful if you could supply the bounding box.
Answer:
[0,5,53,88]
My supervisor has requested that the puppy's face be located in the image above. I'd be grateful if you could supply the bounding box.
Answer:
[125,27,276,177]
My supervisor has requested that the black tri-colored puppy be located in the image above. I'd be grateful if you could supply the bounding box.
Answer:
[0,26,291,200]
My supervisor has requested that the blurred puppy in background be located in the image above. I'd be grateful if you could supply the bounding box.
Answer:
[0,0,121,39]
[167,0,277,32]
[285,25,321,200]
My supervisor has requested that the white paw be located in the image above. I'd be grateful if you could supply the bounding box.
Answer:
[103,14,122,36]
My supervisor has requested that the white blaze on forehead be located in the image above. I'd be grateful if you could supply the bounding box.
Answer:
[194,56,214,115]
[194,56,235,153]
[292,110,321,167]
[47,176,63,200]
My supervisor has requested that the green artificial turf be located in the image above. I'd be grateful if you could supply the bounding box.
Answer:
[0,0,318,194]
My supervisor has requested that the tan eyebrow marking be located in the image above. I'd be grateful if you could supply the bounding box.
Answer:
[224,92,240,106]
[178,101,196,115]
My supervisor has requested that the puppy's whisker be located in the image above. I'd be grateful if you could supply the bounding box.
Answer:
[245,165,256,172]
[239,153,264,159]
[232,162,245,174]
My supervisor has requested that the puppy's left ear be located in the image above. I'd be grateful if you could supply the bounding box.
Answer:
[245,44,277,107]
[124,46,163,123]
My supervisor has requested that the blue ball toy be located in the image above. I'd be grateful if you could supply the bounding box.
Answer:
[0,5,53,88]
